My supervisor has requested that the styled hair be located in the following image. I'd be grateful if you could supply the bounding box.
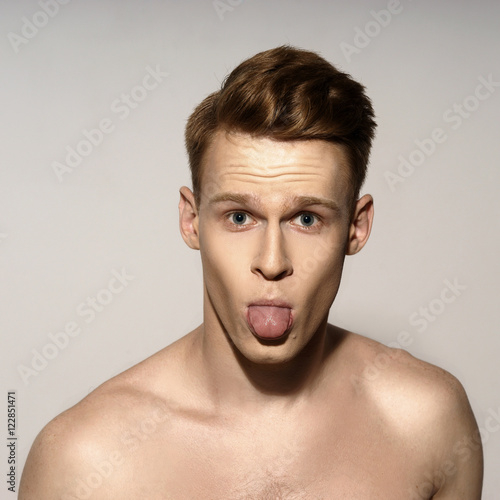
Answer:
[185,45,376,207]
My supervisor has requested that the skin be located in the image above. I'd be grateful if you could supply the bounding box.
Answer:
[19,132,483,499]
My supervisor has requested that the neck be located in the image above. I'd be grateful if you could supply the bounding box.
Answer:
[193,315,343,412]
[232,319,331,395]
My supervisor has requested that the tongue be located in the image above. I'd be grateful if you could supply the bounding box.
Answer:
[247,306,292,339]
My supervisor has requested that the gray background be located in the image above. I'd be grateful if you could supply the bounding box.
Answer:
[1,0,499,497]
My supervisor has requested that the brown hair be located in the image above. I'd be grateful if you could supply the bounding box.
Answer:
[185,45,376,207]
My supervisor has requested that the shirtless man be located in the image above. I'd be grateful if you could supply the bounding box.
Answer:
[20,46,483,499]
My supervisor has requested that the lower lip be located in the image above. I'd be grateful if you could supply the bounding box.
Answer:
[246,305,293,340]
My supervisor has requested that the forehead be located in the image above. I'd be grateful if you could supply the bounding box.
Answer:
[201,131,351,205]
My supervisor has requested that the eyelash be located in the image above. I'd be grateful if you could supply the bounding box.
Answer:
[225,212,254,229]
[224,211,322,231]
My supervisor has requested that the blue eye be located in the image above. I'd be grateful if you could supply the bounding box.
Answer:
[231,212,247,225]
[299,213,315,226]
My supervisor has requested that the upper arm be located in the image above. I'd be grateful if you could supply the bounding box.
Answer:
[427,374,483,499]
[19,413,127,500]
[373,348,484,500]
[19,418,78,500]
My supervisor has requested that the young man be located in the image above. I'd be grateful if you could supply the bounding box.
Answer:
[20,46,483,499]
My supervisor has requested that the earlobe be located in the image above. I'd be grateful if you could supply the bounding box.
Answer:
[178,186,200,250]
[346,194,374,256]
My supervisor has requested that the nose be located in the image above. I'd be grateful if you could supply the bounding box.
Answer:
[251,223,293,281]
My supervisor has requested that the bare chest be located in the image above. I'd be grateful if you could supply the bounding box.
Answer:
[113,408,428,499]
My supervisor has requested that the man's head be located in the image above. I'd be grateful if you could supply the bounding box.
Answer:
[185,45,376,211]
[179,46,376,366]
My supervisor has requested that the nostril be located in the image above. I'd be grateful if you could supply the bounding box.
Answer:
[253,260,293,281]
[273,269,292,281]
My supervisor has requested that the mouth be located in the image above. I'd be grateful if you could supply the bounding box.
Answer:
[246,301,294,341]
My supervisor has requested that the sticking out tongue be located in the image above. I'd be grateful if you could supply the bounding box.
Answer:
[247,306,292,340]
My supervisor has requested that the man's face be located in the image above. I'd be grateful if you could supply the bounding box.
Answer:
[180,131,372,365]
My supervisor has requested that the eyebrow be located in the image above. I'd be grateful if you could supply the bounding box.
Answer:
[208,192,255,206]
[208,192,342,214]
[293,195,342,214]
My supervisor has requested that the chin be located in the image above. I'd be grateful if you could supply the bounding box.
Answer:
[235,337,302,366]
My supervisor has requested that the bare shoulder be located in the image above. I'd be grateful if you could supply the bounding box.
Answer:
[346,332,464,401]
[345,332,475,425]
[342,330,483,498]
[19,334,194,500]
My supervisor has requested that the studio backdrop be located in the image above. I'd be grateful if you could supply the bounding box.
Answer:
[1,0,499,497]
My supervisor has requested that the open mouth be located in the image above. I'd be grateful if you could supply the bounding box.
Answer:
[246,304,293,340]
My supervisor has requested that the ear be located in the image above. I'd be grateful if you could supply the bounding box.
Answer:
[178,186,200,250]
[346,194,374,255]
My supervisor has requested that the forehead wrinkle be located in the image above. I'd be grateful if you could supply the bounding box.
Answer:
[229,171,322,179]
[224,156,332,171]
[204,133,353,211]
[218,168,329,183]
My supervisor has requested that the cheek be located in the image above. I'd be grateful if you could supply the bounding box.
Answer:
[199,229,250,295]
[289,236,346,297]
